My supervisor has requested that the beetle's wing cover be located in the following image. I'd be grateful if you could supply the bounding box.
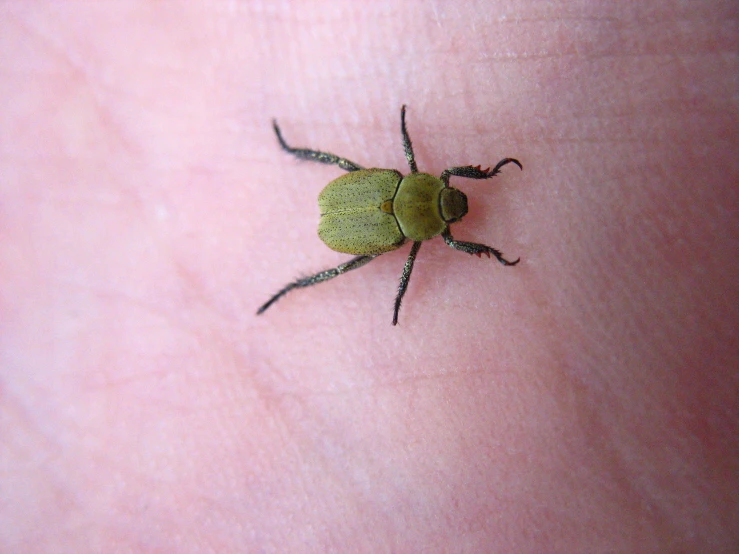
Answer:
[318,169,404,255]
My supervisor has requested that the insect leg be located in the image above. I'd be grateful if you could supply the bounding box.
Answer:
[392,241,422,325]
[272,120,364,172]
[257,255,378,315]
[440,158,522,186]
[442,229,519,266]
[400,105,418,174]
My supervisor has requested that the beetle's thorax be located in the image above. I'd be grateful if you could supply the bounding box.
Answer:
[393,172,447,241]
[440,187,468,223]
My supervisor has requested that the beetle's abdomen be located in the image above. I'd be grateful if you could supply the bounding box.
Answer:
[318,169,405,255]
[393,173,447,241]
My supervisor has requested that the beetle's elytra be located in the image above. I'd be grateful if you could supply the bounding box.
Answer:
[257,106,522,325]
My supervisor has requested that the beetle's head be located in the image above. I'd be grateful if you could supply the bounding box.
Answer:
[440,187,468,223]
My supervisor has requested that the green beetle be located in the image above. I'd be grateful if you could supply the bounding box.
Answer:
[257,105,522,325]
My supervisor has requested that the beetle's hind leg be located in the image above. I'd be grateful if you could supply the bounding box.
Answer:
[257,254,378,315]
[272,120,364,172]
[440,158,522,186]
[442,229,520,266]
[392,241,422,325]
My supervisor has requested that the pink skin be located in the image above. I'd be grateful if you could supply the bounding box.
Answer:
[1,2,738,551]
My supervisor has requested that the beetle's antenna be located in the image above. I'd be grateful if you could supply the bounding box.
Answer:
[401,105,418,174]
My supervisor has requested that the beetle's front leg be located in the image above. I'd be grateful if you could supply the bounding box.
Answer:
[442,229,520,266]
[440,158,522,186]
[257,254,378,315]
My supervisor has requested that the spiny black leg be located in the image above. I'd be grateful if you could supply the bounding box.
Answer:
[272,120,364,172]
[442,229,520,266]
[400,105,418,174]
[440,158,522,186]
[257,254,377,315]
[393,241,422,325]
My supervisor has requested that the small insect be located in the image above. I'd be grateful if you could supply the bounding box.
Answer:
[257,105,522,325]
